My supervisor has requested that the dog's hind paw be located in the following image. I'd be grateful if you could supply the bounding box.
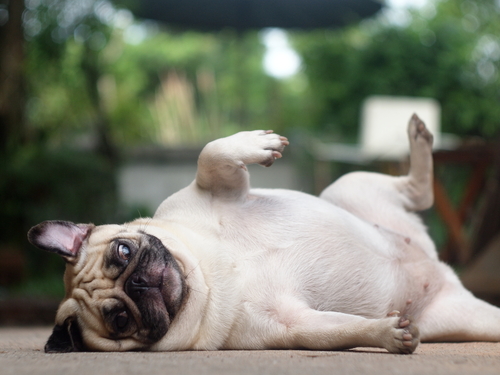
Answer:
[408,113,433,146]
[384,315,420,354]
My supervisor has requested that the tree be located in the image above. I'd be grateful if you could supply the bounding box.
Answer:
[294,0,500,141]
[0,0,26,155]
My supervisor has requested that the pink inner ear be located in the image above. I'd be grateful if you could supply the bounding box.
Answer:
[56,225,88,256]
[42,224,91,258]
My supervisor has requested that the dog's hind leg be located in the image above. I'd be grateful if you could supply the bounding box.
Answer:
[398,113,434,212]
[318,115,436,259]
[418,266,500,342]
[320,114,434,219]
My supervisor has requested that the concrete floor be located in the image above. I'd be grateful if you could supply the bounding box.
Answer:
[1,327,500,375]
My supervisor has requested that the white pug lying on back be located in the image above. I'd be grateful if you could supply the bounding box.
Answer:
[29,114,500,354]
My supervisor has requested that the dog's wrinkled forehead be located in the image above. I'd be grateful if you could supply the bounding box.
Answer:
[61,224,143,311]
[65,225,139,286]
[72,224,142,278]
[64,223,169,308]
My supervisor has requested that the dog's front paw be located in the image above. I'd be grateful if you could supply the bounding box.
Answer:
[238,130,289,168]
[383,315,420,354]
[258,130,289,167]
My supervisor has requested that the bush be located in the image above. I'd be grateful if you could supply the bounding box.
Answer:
[0,148,118,283]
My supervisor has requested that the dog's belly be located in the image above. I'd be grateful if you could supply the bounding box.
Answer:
[218,189,443,320]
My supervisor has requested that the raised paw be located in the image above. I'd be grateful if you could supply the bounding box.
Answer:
[408,113,433,146]
[388,315,420,355]
[196,130,289,194]
[250,130,289,167]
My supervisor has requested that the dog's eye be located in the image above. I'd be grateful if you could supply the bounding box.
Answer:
[117,244,131,261]
[114,311,129,331]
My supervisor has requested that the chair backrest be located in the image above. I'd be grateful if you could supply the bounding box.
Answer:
[360,96,441,160]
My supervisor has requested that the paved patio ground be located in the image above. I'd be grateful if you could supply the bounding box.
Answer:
[1,326,500,375]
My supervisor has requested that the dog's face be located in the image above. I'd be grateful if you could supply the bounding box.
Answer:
[28,221,188,352]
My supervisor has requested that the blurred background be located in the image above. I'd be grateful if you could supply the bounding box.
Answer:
[1,0,500,324]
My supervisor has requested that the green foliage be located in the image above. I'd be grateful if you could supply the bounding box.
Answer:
[294,0,500,141]
[0,148,118,279]
[21,0,500,148]
[10,274,66,298]
[22,0,291,148]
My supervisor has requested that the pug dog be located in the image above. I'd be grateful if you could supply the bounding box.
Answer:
[28,114,500,354]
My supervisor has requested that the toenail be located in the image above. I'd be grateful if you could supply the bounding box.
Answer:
[400,320,410,327]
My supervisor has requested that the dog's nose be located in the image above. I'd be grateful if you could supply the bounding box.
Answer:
[125,274,149,298]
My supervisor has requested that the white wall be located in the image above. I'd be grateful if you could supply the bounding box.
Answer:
[118,161,302,214]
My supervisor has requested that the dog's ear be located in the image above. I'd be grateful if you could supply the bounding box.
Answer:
[28,220,94,263]
[45,318,85,353]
